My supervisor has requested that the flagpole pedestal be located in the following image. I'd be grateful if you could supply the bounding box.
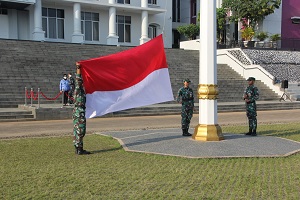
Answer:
[192,84,224,141]
[193,124,223,141]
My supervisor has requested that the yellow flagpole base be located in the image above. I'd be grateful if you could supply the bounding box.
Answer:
[192,124,224,141]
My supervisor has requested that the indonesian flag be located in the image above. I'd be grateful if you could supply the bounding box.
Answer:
[78,35,174,118]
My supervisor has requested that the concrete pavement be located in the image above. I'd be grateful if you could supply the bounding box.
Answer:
[1,109,300,158]
[1,109,300,139]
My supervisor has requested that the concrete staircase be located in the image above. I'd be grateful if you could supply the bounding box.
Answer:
[0,39,283,121]
[286,83,300,101]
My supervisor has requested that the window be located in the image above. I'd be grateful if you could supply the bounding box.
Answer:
[191,1,197,18]
[148,25,157,39]
[148,0,157,5]
[116,0,130,4]
[0,8,8,15]
[172,0,180,22]
[42,8,64,39]
[116,15,131,43]
[81,12,99,41]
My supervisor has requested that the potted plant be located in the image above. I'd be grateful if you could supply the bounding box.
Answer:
[269,34,281,48]
[240,27,255,47]
[255,31,269,48]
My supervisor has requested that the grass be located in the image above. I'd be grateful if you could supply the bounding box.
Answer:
[1,123,300,199]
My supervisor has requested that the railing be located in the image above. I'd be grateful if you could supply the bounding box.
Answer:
[218,38,300,51]
[24,87,74,108]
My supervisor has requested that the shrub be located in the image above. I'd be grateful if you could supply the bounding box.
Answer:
[177,24,200,40]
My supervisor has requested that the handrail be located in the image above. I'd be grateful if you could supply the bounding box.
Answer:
[218,51,274,82]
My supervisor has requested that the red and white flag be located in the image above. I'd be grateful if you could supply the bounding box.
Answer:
[78,35,174,118]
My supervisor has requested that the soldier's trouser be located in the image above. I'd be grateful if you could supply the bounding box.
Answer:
[181,107,193,130]
[73,107,86,148]
[68,88,74,104]
[247,116,257,131]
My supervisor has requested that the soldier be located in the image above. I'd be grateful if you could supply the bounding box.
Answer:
[68,72,75,104]
[73,63,90,155]
[243,77,259,136]
[176,78,195,136]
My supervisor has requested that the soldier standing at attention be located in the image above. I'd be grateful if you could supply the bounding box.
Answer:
[243,77,259,136]
[176,78,195,136]
[68,72,75,104]
[73,63,90,155]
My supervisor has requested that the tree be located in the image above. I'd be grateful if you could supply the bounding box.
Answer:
[222,0,281,27]
[217,8,227,42]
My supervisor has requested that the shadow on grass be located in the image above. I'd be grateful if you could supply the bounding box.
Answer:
[91,146,123,154]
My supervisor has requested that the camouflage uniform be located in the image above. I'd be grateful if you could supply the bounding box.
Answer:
[176,83,194,136]
[72,73,89,154]
[244,84,259,135]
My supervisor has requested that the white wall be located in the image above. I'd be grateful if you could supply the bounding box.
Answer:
[180,0,190,24]
[17,10,30,40]
[0,15,9,38]
[149,0,172,48]
[0,0,172,48]
[8,10,18,39]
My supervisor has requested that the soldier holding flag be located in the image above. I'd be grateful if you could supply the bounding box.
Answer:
[73,63,90,155]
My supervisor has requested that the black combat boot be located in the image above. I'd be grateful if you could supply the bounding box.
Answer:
[74,146,78,154]
[77,147,91,155]
[182,129,192,136]
[245,128,252,135]
[186,128,192,136]
[251,130,257,136]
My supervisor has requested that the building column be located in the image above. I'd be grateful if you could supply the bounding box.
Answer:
[72,3,84,43]
[192,0,224,141]
[107,0,118,45]
[32,0,45,41]
[140,0,150,44]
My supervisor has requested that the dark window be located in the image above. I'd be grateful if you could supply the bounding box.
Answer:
[42,8,65,39]
[117,15,131,43]
[81,12,99,41]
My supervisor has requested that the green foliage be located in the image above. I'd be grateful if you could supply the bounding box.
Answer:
[217,8,227,42]
[222,0,281,26]
[177,24,200,40]
[1,122,300,199]
[241,26,255,41]
[269,33,281,41]
[255,31,269,41]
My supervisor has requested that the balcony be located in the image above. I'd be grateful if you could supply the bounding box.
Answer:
[0,0,35,10]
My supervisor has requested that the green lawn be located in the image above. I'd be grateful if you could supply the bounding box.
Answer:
[1,123,300,199]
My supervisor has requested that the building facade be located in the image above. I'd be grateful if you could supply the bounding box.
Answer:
[0,0,173,48]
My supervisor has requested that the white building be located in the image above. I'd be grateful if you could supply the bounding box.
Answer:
[0,0,173,48]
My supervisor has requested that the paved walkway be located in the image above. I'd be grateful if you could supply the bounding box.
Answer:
[1,109,300,158]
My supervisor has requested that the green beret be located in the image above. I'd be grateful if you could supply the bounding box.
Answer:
[247,77,255,81]
[183,78,191,83]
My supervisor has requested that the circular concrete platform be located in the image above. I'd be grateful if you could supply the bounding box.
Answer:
[98,128,300,158]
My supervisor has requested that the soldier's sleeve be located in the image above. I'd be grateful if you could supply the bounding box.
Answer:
[248,87,259,102]
[253,87,259,100]
[176,88,182,103]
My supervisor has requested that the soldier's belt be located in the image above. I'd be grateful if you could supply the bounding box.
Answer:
[182,98,193,101]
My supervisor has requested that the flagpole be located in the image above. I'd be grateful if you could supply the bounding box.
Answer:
[192,0,224,141]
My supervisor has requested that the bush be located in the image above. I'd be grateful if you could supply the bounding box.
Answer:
[177,24,200,40]
[269,33,281,41]
[255,31,269,41]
